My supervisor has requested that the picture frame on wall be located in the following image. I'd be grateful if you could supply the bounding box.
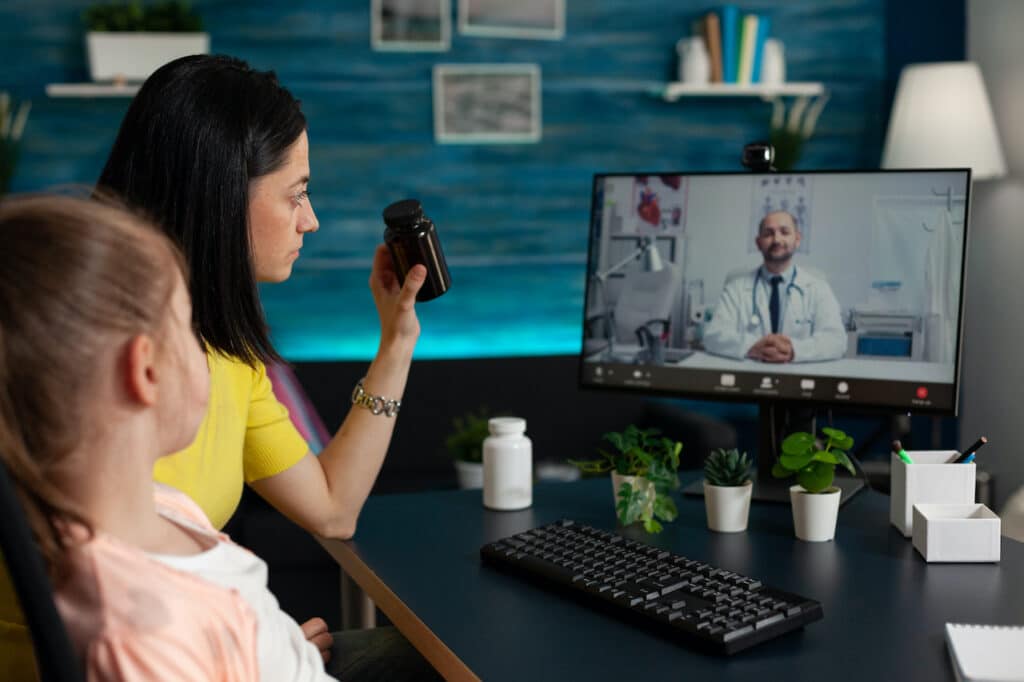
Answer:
[458,0,565,41]
[371,0,451,52]
[433,64,542,144]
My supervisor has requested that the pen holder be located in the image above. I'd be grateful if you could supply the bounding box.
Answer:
[890,450,975,537]
[912,504,1000,562]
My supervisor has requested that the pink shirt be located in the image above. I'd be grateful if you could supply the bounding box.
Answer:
[55,486,260,681]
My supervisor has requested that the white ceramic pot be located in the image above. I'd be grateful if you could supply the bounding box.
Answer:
[760,39,786,85]
[703,480,752,533]
[610,472,655,519]
[676,36,710,84]
[86,32,210,82]
[790,485,840,542]
[454,460,484,490]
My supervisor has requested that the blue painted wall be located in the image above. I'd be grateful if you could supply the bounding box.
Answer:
[3,0,885,360]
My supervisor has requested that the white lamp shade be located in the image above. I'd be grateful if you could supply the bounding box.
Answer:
[882,62,1007,180]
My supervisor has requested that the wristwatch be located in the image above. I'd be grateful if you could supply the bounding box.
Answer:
[351,378,401,417]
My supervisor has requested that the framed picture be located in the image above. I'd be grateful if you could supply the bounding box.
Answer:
[433,64,542,144]
[371,0,451,52]
[458,0,565,40]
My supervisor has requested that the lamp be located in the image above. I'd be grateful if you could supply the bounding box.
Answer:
[882,62,1006,180]
[587,237,666,358]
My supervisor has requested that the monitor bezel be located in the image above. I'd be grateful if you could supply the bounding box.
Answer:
[577,168,973,417]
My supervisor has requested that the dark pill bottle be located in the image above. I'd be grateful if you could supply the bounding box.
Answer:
[382,199,451,302]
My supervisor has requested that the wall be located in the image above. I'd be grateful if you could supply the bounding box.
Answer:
[2,0,886,360]
[961,0,1024,511]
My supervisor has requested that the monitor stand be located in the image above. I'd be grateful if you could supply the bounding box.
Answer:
[683,401,865,507]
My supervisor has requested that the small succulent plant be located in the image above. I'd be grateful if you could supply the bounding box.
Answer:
[703,448,752,487]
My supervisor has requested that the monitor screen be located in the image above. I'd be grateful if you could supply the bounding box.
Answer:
[579,169,971,414]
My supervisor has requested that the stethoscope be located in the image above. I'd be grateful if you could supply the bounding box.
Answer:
[748,267,800,330]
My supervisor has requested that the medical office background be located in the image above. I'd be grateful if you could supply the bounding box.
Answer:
[3,1,1023,510]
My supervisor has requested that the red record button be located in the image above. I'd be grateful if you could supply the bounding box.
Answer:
[915,386,929,400]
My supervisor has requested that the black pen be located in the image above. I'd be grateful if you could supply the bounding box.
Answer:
[952,436,987,464]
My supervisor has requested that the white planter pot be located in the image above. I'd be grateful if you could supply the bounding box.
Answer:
[789,485,841,542]
[703,480,752,533]
[610,472,655,521]
[86,32,210,82]
[454,460,484,490]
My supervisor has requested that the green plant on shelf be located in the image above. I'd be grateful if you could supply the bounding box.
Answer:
[84,0,203,32]
[0,92,31,196]
[569,425,682,534]
[771,427,855,494]
[768,92,830,171]
[703,448,752,487]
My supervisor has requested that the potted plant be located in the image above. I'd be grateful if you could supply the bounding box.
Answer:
[0,93,31,196]
[445,408,491,489]
[702,448,753,533]
[83,0,209,83]
[569,425,682,534]
[772,427,855,542]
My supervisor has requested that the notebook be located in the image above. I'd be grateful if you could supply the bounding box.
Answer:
[945,623,1024,682]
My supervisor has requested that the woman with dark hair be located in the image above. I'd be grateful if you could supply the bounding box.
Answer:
[90,54,433,678]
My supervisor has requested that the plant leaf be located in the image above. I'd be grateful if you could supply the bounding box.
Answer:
[643,517,663,534]
[838,436,854,451]
[832,449,857,476]
[653,494,678,523]
[821,426,846,440]
[779,450,815,471]
[812,449,840,464]
[796,461,834,493]
[781,432,814,456]
[771,460,792,479]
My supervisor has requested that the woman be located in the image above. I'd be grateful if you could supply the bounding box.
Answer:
[0,195,333,679]
[96,54,434,679]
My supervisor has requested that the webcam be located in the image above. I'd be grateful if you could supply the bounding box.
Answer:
[742,142,776,172]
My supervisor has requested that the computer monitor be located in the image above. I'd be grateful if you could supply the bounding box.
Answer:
[579,169,972,504]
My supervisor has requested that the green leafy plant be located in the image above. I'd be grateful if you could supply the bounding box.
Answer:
[568,425,682,533]
[768,93,830,171]
[83,0,203,32]
[771,427,856,494]
[703,448,752,487]
[444,408,492,464]
[0,92,31,196]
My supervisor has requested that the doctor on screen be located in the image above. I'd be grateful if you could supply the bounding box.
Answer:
[703,210,847,363]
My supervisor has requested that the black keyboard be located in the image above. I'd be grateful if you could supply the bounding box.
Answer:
[480,519,822,655]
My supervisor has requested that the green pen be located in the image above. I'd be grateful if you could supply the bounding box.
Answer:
[892,439,914,465]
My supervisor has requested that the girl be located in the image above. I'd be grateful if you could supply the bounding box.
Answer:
[0,195,334,679]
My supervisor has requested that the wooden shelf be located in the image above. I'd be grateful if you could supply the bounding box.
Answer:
[657,82,825,102]
[46,83,140,98]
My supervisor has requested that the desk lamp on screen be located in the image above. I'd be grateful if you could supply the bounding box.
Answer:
[578,165,972,506]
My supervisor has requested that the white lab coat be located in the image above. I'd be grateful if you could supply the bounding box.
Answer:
[703,265,847,362]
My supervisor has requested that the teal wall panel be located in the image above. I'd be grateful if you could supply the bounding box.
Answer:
[2,1,884,360]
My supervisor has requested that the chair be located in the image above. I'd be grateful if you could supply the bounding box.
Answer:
[0,457,82,682]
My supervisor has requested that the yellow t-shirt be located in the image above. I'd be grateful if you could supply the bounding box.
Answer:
[153,351,311,529]
[1,351,309,679]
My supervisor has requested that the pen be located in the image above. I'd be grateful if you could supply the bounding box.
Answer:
[953,436,987,464]
[892,440,914,465]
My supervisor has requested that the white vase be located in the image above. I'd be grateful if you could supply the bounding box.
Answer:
[86,32,210,82]
[454,460,484,489]
[703,480,752,533]
[760,39,786,85]
[610,472,655,521]
[676,37,710,84]
[789,485,840,542]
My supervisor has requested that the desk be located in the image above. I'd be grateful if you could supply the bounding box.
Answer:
[317,478,1024,681]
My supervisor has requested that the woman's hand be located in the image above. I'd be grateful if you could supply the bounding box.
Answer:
[300,617,333,663]
[369,244,426,348]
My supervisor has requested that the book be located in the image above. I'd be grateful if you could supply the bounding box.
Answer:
[720,5,738,83]
[945,623,1024,682]
[737,14,759,84]
[750,15,771,83]
[703,12,723,83]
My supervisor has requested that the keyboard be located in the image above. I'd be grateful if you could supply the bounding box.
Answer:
[480,519,822,655]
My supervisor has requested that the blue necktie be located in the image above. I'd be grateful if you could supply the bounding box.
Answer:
[769,275,783,334]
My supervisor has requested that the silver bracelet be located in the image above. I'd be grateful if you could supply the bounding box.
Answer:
[351,378,401,417]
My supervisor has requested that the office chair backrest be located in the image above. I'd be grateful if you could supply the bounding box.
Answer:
[0,458,82,682]
[612,266,677,343]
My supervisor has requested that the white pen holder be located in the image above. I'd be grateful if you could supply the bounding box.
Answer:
[890,450,975,537]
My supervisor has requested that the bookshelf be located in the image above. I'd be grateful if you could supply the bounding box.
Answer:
[657,82,825,102]
[45,83,140,98]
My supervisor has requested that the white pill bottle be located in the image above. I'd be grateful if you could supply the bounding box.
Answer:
[482,417,532,510]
